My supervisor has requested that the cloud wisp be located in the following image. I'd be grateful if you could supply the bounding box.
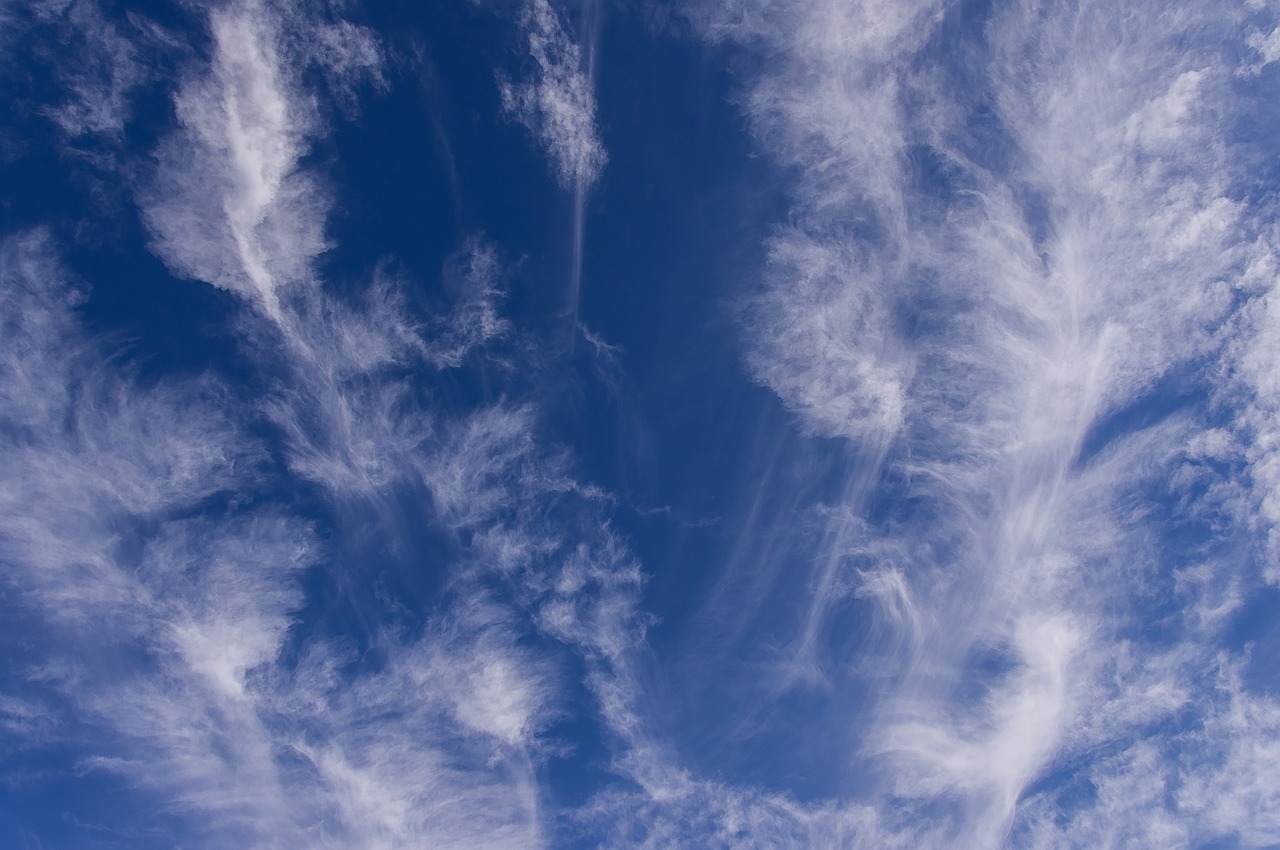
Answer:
[500,0,607,195]
[4,0,1280,847]
[500,0,607,319]
[588,0,1280,845]
[139,0,380,318]
[0,1,676,847]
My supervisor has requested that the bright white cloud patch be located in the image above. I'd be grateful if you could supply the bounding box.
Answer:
[143,5,319,310]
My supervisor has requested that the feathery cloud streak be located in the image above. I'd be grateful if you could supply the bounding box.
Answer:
[140,1,380,316]
[620,0,1280,845]
[500,0,606,319]
[0,2,643,848]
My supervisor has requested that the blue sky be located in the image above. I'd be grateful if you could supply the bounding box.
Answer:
[2,0,1280,847]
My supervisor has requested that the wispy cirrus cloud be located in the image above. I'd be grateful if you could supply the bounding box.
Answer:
[139,0,381,315]
[0,229,311,842]
[29,0,147,140]
[140,5,328,312]
[499,0,606,318]
[607,0,1280,846]
[500,0,606,193]
[1,3,657,847]
[0,171,562,850]
[8,0,1278,846]
[428,237,513,369]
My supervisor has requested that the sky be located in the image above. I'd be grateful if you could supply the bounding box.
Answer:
[1,0,1279,847]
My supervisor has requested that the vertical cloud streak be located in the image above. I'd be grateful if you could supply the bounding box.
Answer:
[500,0,606,318]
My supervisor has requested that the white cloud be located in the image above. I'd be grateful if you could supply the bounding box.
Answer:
[140,3,326,312]
[0,230,307,838]
[743,232,912,442]
[0,226,568,848]
[1231,240,1280,578]
[0,233,256,603]
[661,0,1280,845]
[30,0,147,139]
[427,238,513,369]
[1,44,644,846]
[10,0,1278,845]
[274,604,555,849]
[130,1,518,513]
[1178,677,1280,846]
[1,4,612,846]
[500,0,607,192]
[138,0,381,315]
